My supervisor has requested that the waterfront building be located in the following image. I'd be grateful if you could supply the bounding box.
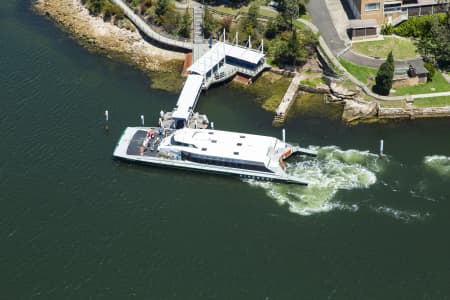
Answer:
[344,0,448,39]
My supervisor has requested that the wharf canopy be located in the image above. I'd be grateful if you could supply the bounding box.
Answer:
[172,41,265,127]
[188,41,265,76]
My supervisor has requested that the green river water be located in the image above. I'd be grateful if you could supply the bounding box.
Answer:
[1,1,450,298]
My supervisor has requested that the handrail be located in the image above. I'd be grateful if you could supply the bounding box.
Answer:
[110,0,194,50]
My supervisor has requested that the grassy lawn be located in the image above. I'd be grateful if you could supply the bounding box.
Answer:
[339,59,377,85]
[209,1,278,18]
[391,71,450,96]
[352,36,418,60]
[301,77,325,86]
[376,100,408,108]
[293,19,308,30]
[413,96,450,107]
[299,12,311,21]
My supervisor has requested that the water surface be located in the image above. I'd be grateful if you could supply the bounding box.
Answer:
[1,1,450,299]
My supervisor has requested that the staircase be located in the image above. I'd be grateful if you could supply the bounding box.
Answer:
[392,11,408,26]
[193,8,204,44]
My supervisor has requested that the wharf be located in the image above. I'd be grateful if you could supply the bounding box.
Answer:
[274,73,304,124]
[172,39,268,127]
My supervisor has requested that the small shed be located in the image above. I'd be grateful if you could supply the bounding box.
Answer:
[408,60,429,83]
[348,19,378,40]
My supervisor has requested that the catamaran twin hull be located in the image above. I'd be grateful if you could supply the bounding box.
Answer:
[113,127,316,185]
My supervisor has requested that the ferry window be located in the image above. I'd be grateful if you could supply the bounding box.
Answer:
[208,132,214,135]
[240,135,245,138]
[211,140,217,143]
[233,152,239,155]
[237,143,242,146]
[201,148,207,151]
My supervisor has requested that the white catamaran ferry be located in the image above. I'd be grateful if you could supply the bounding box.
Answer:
[113,127,316,185]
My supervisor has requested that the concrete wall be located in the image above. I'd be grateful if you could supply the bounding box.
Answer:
[378,106,450,119]
[392,76,419,88]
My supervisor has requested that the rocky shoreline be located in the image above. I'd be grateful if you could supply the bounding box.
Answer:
[328,82,450,123]
[33,0,184,79]
[33,0,449,123]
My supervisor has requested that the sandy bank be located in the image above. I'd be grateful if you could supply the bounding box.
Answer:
[33,0,184,76]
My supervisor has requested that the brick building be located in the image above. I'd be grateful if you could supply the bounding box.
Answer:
[344,0,448,39]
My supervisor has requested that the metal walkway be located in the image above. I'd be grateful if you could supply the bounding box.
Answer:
[173,40,268,123]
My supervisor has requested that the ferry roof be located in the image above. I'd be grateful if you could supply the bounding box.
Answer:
[188,42,265,76]
[167,128,279,163]
[172,74,204,120]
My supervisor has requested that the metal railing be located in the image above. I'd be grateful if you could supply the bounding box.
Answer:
[110,0,194,50]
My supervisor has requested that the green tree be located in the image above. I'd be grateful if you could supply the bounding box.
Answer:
[203,6,218,38]
[373,52,395,96]
[265,20,278,39]
[298,0,307,16]
[272,29,306,67]
[247,4,259,27]
[179,8,192,38]
[140,0,152,12]
[155,0,170,17]
[282,0,299,28]
[424,62,436,81]
[86,0,104,15]
[220,16,233,33]
[417,13,450,70]
[160,8,180,34]
[287,28,300,65]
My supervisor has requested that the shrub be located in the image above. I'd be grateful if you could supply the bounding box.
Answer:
[424,62,436,81]
[178,8,191,38]
[220,16,233,33]
[393,14,446,37]
[265,20,278,39]
[203,6,219,38]
[373,52,394,95]
[381,24,393,35]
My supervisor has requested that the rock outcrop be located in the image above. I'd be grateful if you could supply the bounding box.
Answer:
[328,82,360,102]
[342,100,378,122]
[34,0,184,74]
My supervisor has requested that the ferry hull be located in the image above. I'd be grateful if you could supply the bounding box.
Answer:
[113,155,308,186]
[113,127,310,186]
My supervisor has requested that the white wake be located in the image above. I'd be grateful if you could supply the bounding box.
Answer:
[246,146,383,215]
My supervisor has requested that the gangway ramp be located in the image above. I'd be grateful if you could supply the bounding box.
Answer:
[172,74,204,124]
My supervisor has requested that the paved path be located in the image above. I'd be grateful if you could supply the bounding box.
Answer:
[411,91,450,100]
[341,50,423,68]
[307,0,347,55]
[296,19,450,102]
[110,0,193,50]
[325,0,351,45]
[307,0,424,69]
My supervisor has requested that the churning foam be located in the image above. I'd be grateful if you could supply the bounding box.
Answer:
[245,146,381,216]
[372,205,429,222]
[424,155,450,177]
